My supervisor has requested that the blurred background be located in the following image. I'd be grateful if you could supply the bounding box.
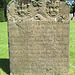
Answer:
[0,0,10,22]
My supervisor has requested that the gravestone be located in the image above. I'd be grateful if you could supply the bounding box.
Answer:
[7,0,70,75]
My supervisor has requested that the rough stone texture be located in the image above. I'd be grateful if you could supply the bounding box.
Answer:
[7,0,70,75]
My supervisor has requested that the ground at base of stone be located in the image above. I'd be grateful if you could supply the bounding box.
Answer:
[10,73,69,75]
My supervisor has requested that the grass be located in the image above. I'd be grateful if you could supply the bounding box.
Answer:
[0,21,75,75]
[0,22,9,75]
[0,22,9,58]
[70,21,75,75]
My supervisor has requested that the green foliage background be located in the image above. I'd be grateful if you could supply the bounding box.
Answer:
[0,8,5,22]
[0,0,10,22]
[35,0,40,2]
[70,7,73,13]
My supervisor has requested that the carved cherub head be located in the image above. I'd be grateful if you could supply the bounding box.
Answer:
[46,0,60,17]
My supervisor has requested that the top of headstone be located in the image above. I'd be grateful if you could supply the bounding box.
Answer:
[7,0,69,22]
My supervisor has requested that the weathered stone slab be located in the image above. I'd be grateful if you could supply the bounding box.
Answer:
[8,21,69,75]
[7,0,70,75]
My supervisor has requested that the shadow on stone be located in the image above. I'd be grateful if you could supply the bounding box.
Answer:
[0,59,10,75]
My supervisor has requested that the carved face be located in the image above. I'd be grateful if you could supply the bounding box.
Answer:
[49,6,59,16]
[46,1,60,17]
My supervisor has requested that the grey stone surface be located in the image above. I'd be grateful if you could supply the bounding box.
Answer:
[7,0,70,75]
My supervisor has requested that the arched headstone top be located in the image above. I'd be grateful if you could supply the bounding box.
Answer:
[7,0,69,21]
